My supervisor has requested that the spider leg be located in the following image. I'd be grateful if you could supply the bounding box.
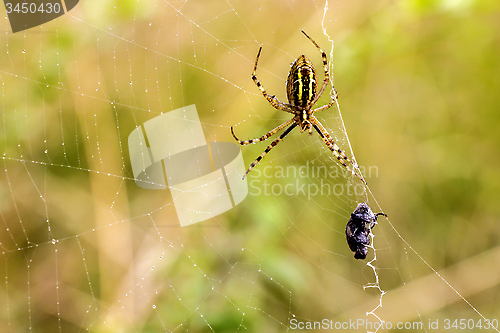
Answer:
[242,122,298,179]
[311,100,334,114]
[252,47,295,114]
[231,119,294,145]
[311,117,354,165]
[311,88,339,114]
[310,118,366,184]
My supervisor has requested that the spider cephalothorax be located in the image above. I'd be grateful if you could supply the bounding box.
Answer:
[231,30,364,183]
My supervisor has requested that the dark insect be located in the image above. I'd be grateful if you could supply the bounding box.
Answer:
[345,203,387,260]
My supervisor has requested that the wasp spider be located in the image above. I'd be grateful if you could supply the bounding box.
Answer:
[231,30,365,183]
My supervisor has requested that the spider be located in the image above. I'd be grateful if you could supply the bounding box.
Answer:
[345,203,387,260]
[231,30,365,183]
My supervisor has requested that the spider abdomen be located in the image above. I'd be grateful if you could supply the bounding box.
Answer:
[286,55,318,108]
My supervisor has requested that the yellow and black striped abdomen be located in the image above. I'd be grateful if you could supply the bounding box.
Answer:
[286,55,318,108]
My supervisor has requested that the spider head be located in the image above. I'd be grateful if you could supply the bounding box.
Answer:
[297,111,313,134]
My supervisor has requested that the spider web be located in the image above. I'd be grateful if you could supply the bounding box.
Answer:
[1,0,500,332]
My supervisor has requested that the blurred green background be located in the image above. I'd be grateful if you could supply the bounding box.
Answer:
[0,0,499,331]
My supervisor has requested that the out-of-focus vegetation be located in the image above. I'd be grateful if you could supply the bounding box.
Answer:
[0,0,499,331]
